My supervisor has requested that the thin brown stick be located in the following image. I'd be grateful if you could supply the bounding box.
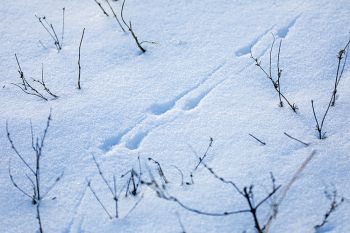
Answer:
[78,28,85,89]
[6,122,35,174]
[87,180,113,219]
[105,0,125,32]
[250,37,297,112]
[249,133,266,145]
[94,0,109,16]
[120,0,147,53]
[283,132,309,146]
[277,40,283,107]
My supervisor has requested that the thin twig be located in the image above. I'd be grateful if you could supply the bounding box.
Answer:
[14,53,26,89]
[176,212,187,233]
[105,0,125,32]
[314,188,344,230]
[87,180,113,219]
[124,193,144,218]
[92,154,114,195]
[249,133,266,146]
[78,28,85,89]
[61,8,65,47]
[36,202,43,233]
[6,122,35,174]
[32,64,58,98]
[120,0,147,53]
[250,36,297,112]
[283,132,309,146]
[94,0,109,16]
[148,157,169,184]
[113,175,119,218]
[41,171,64,199]
[277,39,283,107]
[171,165,184,186]
[8,164,34,201]
[194,137,213,170]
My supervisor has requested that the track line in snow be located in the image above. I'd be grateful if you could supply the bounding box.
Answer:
[235,14,301,58]
[102,63,226,152]
[103,22,285,152]
[125,131,149,150]
[65,185,88,233]
[148,62,226,115]
[100,116,147,151]
[182,80,229,111]
[276,14,301,38]
[105,62,255,152]
[235,25,274,57]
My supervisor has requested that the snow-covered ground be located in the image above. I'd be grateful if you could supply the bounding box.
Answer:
[1,0,350,232]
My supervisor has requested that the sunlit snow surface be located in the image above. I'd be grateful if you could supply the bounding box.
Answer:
[1,0,350,232]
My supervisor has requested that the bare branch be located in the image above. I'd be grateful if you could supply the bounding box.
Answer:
[87,180,113,219]
[94,0,109,17]
[6,121,35,174]
[249,133,266,146]
[8,164,34,201]
[120,0,147,53]
[105,0,125,32]
[148,157,169,184]
[283,132,309,146]
[194,137,214,170]
[78,28,85,89]
[92,154,114,195]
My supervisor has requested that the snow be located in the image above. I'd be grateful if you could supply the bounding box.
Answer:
[1,0,350,232]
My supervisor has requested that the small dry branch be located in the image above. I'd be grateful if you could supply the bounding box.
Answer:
[250,35,297,112]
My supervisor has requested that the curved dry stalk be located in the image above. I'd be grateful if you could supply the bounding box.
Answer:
[105,0,125,32]
[120,0,147,53]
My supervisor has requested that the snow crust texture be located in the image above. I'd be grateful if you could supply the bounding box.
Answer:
[1,0,350,232]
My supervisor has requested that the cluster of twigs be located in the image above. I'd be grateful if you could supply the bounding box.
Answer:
[35,8,65,52]
[94,0,109,17]
[311,37,350,139]
[93,0,155,53]
[6,110,63,233]
[121,156,142,197]
[148,157,169,186]
[314,187,344,231]
[251,35,298,112]
[87,154,143,219]
[142,138,316,233]
[142,160,280,233]
[11,54,58,101]
[193,137,214,170]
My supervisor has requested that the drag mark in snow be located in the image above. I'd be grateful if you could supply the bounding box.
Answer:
[121,114,180,151]
[276,14,301,38]
[183,59,257,111]
[125,131,149,150]
[103,14,301,151]
[65,185,88,233]
[182,81,222,111]
[148,62,226,115]
[235,14,301,58]
[104,31,276,152]
[235,26,274,57]
[101,63,226,151]
[183,91,209,110]
[100,116,147,151]
[104,59,263,151]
